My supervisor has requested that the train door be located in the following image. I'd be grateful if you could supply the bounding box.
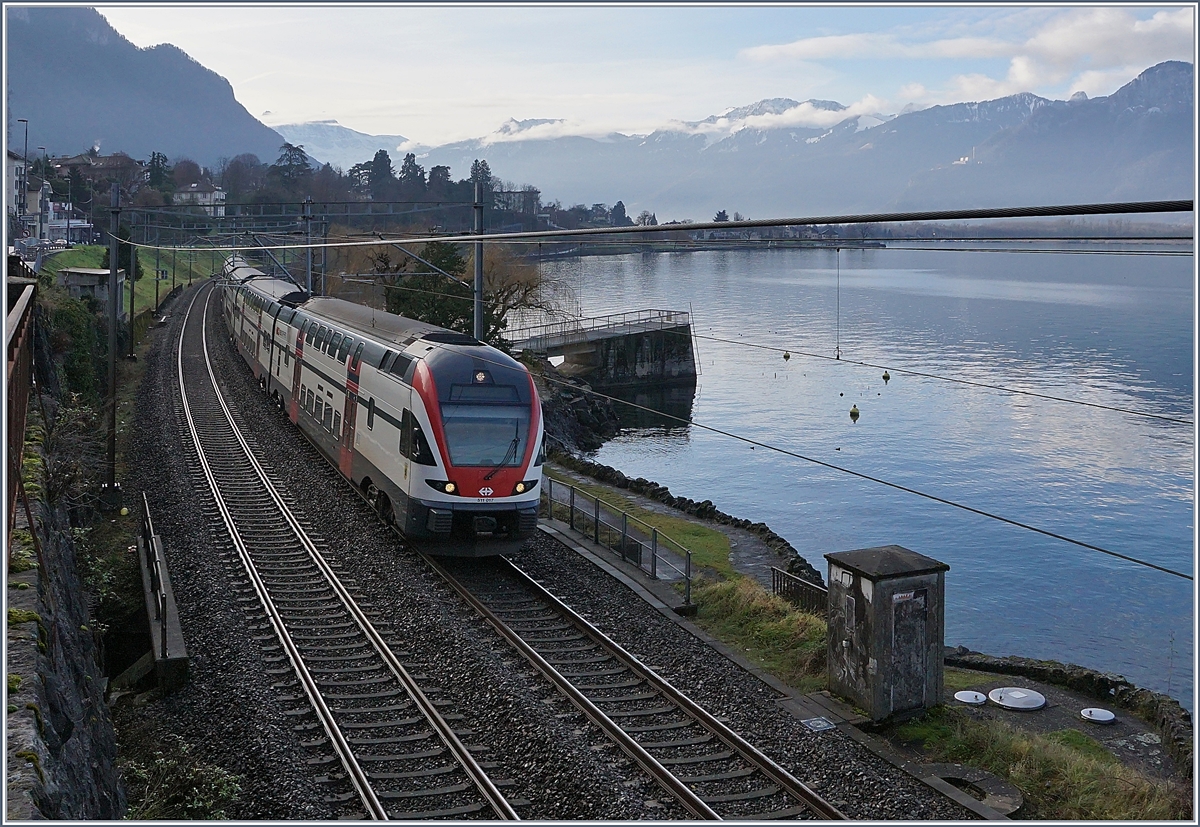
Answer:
[265,306,281,392]
[288,320,306,423]
[339,341,365,477]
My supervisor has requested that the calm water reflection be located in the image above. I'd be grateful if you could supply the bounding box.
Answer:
[541,245,1195,707]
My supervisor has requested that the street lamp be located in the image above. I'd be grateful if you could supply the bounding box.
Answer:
[36,146,46,240]
[16,119,27,219]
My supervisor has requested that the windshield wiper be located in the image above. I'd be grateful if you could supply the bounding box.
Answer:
[484,436,520,480]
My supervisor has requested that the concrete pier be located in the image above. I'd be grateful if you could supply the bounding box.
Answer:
[510,310,697,389]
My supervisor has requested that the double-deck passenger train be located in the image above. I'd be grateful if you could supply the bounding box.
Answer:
[219,256,543,555]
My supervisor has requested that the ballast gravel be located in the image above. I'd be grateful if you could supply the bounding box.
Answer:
[116,282,972,820]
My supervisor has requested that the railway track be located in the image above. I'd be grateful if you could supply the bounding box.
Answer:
[430,555,847,821]
[176,283,519,820]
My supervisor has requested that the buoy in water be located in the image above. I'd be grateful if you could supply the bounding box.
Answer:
[119,507,129,516]
[783,351,790,361]
[849,404,860,423]
[883,371,891,384]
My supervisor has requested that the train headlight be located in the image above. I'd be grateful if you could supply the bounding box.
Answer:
[425,480,458,495]
[512,479,539,495]
[445,482,456,494]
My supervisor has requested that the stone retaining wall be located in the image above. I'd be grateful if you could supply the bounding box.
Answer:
[6,443,125,817]
[945,646,1192,778]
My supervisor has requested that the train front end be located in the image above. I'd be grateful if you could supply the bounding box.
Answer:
[407,340,544,556]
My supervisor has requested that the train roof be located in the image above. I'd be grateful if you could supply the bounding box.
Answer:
[303,295,482,349]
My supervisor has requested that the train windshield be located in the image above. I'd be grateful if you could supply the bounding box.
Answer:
[440,403,530,467]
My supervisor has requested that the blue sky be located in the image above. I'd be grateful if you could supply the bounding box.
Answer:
[95,5,1195,146]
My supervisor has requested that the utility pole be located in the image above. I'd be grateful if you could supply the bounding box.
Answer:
[154,224,160,311]
[36,146,46,240]
[16,119,27,221]
[101,183,122,511]
[127,213,137,358]
[304,196,313,293]
[473,181,484,340]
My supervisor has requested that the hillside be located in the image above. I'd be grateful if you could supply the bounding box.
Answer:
[6,6,286,165]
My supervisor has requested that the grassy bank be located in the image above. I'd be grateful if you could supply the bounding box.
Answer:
[691,578,827,694]
[894,706,1191,819]
[40,244,212,319]
[544,467,735,576]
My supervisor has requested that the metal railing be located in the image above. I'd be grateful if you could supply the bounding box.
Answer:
[542,476,693,606]
[510,309,691,352]
[7,281,36,548]
[140,493,170,659]
[771,566,828,615]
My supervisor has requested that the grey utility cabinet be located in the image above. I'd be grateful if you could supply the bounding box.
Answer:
[824,545,949,722]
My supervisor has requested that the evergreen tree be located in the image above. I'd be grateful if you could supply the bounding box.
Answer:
[368,149,395,201]
[147,151,169,188]
[399,153,426,196]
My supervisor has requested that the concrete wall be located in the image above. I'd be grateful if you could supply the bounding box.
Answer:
[564,324,697,389]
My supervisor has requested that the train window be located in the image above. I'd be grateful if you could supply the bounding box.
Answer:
[390,353,413,379]
[379,351,396,373]
[301,384,307,405]
[351,342,364,368]
[333,410,341,439]
[305,325,315,346]
[315,398,324,422]
[337,337,352,364]
[323,398,334,432]
[366,398,375,430]
[400,409,436,466]
[399,410,412,455]
[328,332,342,355]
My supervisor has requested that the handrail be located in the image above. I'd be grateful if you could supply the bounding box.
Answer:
[509,309,690,347]
[770,566,828,615]
[543,476,693,606]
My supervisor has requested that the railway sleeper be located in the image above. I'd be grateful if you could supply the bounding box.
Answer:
[656,750,734,766]
[347,731,437,746]
[376,783,474,800]
[599,706,677,718]
[702,786,781,804]
[622,720,694,734]
[591,691,660,703]
[676,767,757,784]
[639,733,715,749]
[385,803,487,819]
[354,747,447,762]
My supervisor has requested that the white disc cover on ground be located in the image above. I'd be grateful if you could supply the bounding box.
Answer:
[988,687,1046,710]
[1080,707,1116,724]
[953,690,987,705]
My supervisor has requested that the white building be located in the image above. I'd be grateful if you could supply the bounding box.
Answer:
[173,181,226,216]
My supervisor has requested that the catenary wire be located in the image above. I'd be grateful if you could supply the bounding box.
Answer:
[655,328,1194,426]
[121,198,1194,253]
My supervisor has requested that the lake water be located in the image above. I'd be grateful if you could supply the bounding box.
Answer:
[539,244,1195,708]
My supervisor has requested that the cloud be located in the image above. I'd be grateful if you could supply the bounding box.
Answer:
[745,7,1194,107]
[742,33,1012,62]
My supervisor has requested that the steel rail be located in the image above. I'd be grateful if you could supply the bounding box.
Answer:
[419,552,722,820]
[193,283,519,820]
[506,556,847,820]
[176,287,388,820]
